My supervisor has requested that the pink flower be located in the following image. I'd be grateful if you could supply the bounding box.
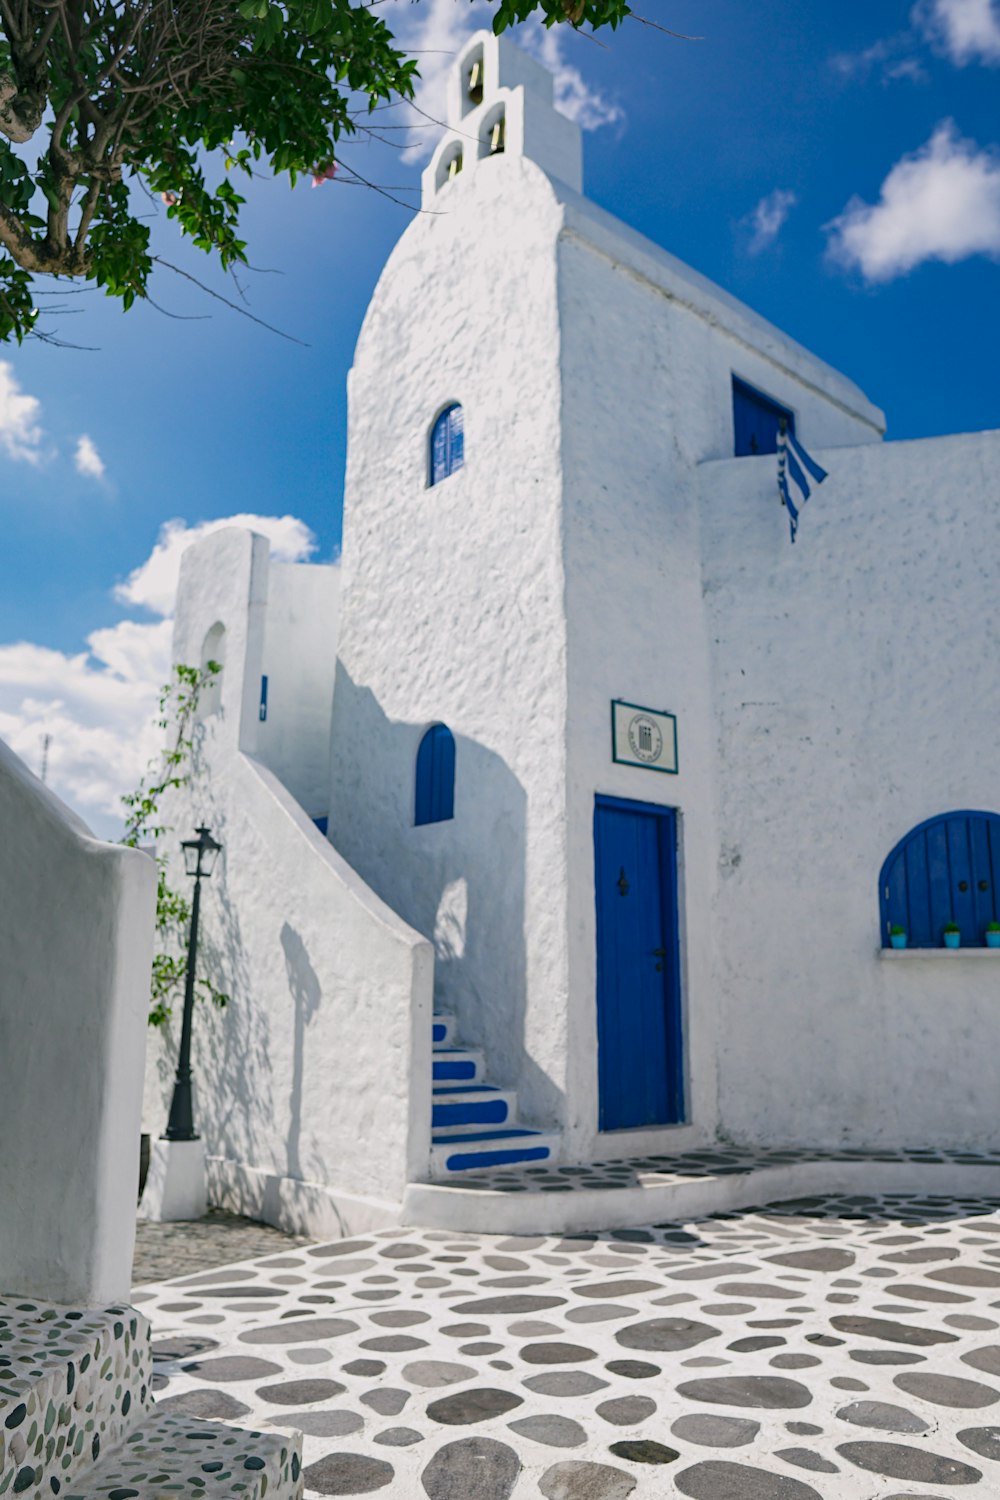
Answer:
[161,191,178,206]
[311,162,337,188]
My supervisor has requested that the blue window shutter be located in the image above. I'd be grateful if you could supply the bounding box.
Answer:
[430,405,464,485]
[415,724,455,825]
[448,404,464,473]
[880,811,1000,947]
[732,377,794,457]
[259,675,268,722]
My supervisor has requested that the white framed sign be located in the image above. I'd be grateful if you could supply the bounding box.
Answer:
[611,699,678,775]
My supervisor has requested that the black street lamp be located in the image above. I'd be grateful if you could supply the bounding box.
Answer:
[163,825,222,1143]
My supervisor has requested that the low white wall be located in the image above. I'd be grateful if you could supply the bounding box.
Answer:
[144,528,433,1226]
[0,738,155,1305]
[701,430,1000,1149]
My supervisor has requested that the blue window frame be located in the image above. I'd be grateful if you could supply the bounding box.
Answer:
[415,724,455,826]
[879,810,1000,948]
[732,377,794,457]
[430,404,464,486]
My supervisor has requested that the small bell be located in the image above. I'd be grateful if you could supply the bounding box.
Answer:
[489,115,505,155]
[447,152,463,181]
[468,59,484,105]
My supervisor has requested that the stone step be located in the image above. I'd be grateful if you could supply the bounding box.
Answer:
[59,1408,302,1499]
[431,1047,484,1085]
[430,1127,560,1176]
[0,1295,151,1500]
[432,1085,516,1132]
[431,1013,456,1047]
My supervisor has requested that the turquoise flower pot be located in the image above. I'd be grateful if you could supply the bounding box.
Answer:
[890,932,908,950]
[944,931,961,949]
[986,931,1000,949]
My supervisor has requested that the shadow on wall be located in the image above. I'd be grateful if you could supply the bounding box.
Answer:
[281,921,323,1180]
[330,665,564,1132]
[149,721,284,1180]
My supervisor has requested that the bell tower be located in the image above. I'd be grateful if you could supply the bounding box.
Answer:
[420,31,583,209]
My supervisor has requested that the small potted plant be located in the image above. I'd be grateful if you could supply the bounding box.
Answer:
[943,921,961,949]
[889,924,908,950]
[986,921,1000,950]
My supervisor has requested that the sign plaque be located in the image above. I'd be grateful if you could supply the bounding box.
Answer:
[611,700,678,775]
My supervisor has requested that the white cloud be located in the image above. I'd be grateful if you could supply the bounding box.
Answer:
[914,0,1000,63]
[0,512,319,837]
[521,19,624,133]
[74,434,106,480]
[826,120,1000,281]
[0,623,172,835]
[0,361,44,464]
[115,513,317,616]
[744,188,797,253]
[392,0,623,164]
[831,36,928,84]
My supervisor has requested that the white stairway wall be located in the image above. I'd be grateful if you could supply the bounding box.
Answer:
[143,528,434,1231]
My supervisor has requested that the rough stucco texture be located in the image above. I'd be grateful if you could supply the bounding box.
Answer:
[144,528,432,1227]
[702,430,1000,1149]
[328,157,572,1134]
[0,738,155,1304]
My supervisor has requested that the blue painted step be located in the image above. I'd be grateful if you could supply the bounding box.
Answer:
[432,1047,483,1083]
[430,1013,560,1175]
[432,1085,513,1131]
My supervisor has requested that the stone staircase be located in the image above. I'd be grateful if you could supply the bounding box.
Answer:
[431,1012,560,1176]
[0,1294,301,1499]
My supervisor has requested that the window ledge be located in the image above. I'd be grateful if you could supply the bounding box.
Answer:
[879,947,1000,960]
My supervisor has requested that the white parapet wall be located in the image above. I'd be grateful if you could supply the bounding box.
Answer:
[143,528,434,1234]
[0,737,156,1305]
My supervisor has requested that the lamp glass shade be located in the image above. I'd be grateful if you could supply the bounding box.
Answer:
[181,826,222,878]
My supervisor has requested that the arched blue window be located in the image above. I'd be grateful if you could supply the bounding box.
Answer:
[880,811,1000,947]
[415,724,455,826]
[430,404,464,486]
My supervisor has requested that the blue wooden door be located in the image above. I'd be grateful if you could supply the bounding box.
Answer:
[594,795,684,1130]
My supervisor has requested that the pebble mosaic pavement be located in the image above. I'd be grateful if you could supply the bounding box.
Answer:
[130,1190,1000,1498]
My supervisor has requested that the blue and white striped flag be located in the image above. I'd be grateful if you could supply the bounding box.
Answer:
[777,422,828,543]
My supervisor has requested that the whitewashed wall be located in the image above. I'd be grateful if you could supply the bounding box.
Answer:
[0,738,155,1304]
[256,561,340,821]
[143,529,432,1231]
[554,204,885,1162]
[328,157,572,1131]
[701,430,1000,1149]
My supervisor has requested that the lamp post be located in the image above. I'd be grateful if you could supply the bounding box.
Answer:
[163,825,222,1143]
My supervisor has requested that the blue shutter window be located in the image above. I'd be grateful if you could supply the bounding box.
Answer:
[732,377,794,457]
[415,724,456,826]
[259,674,268,722]
[430,404,464,486]
[879,810,1000,948]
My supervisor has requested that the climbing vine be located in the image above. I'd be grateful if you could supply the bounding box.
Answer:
[121,659,229,1027]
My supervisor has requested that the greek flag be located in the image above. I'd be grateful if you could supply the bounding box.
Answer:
[777,422,827,543]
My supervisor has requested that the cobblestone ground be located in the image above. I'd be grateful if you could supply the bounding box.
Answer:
[134,1193,1000,1497]
[133,1208,313,1285]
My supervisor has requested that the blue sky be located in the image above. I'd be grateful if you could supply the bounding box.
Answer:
[1,0,998,832]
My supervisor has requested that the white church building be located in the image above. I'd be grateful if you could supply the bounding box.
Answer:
[145,31,1000,1237]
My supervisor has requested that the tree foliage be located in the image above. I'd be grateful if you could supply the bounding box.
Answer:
[120,659,229,1027]
[0,0,630,341]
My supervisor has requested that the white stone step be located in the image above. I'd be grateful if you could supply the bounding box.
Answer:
[431,1046,484,1085]
[59,1408,302,1499]
[431,1013,456,1047]
[431,1127,561,1176]
[0,1296,151,1499]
